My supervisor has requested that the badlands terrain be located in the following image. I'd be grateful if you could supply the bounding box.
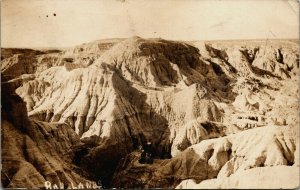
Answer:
[1,36,299,189]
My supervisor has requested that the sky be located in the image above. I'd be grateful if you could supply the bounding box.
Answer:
[1,0,299,48]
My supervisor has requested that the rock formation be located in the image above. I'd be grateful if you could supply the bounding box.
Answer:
[1,79,97,189]
[1,37,299,188]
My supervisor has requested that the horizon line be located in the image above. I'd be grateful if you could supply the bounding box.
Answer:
[1,37,299,50]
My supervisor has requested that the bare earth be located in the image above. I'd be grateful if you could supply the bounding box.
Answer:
[1,37,299,189]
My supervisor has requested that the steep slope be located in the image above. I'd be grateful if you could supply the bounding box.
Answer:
[1,80,97,189]
[16,37,229,156]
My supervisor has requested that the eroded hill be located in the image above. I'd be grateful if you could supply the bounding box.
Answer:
[1,37,299,188]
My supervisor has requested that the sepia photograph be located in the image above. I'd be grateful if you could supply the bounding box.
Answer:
[1,0,299,189]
